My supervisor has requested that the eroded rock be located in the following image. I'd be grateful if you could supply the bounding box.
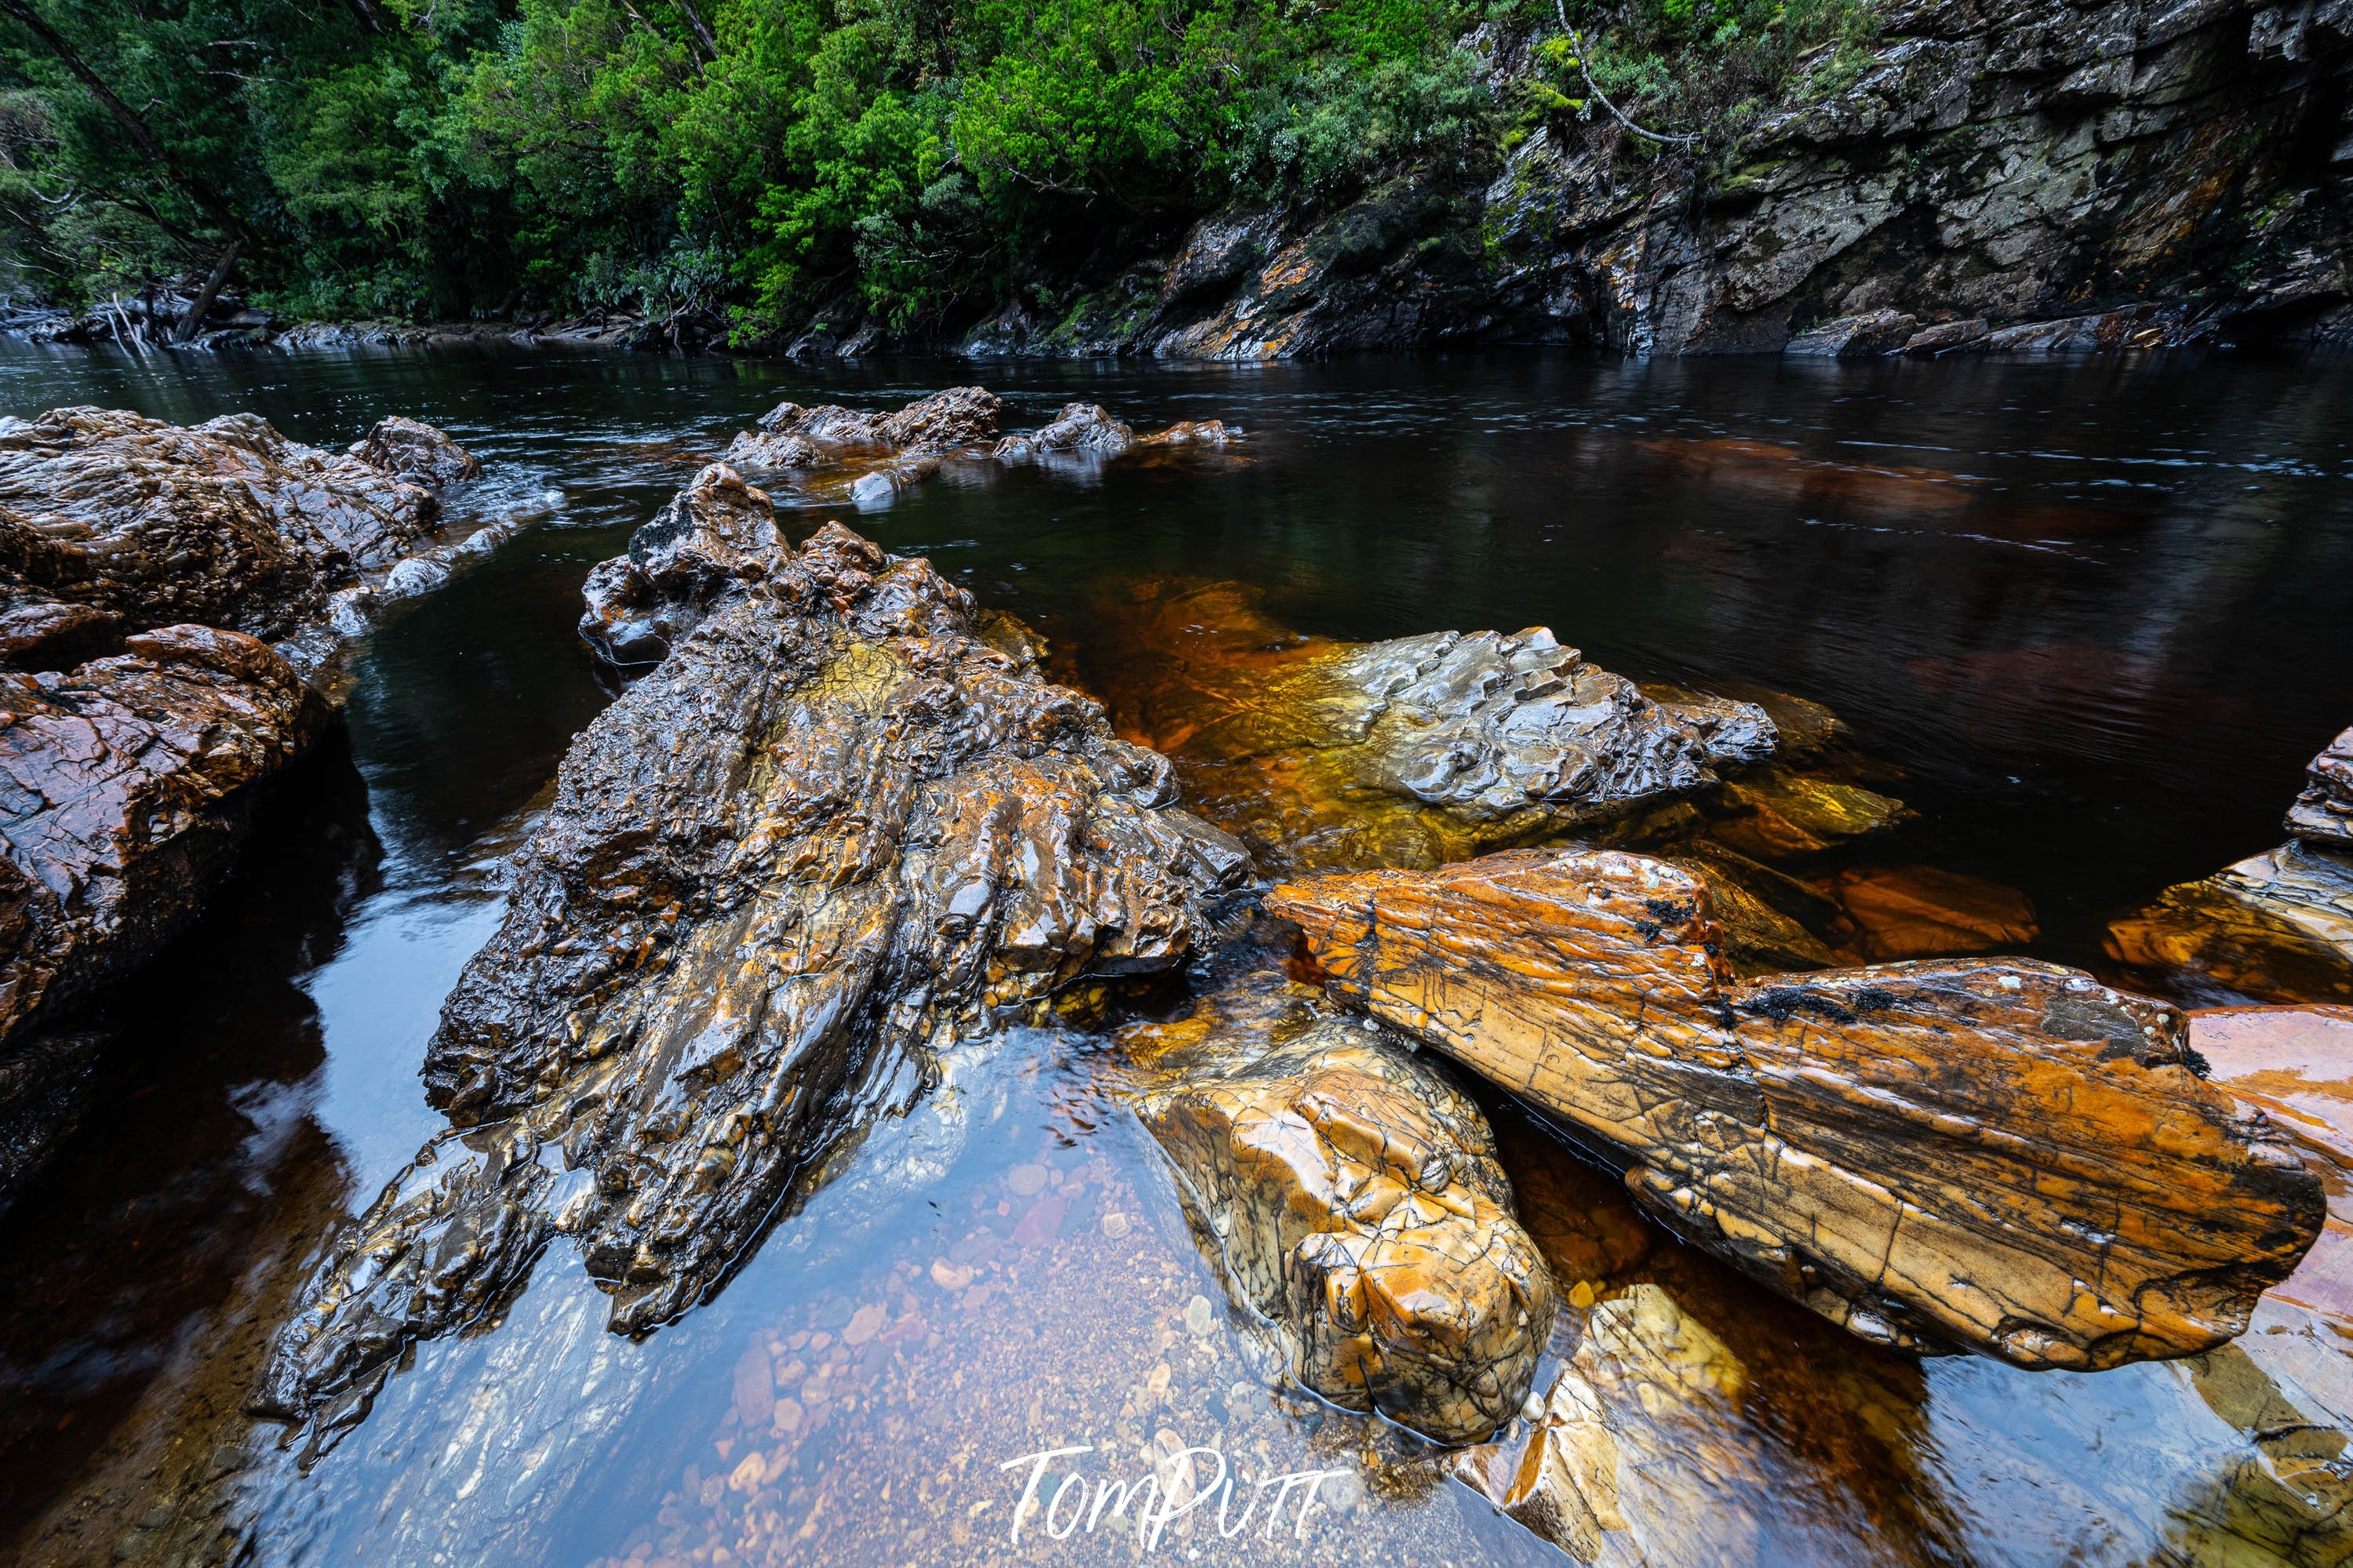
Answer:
[578,464,782,667]
[2108,841,2353,1005]
[1269,849,2325,1369]
[1127,972,1554,1442]
[0,406,442,648]
[345,415,481,486]
[0,626,330,1193]
[2290,727,2353,851]
[257,518,1246,1437]
[993,402,1135,461]
[1084,579,1774,874]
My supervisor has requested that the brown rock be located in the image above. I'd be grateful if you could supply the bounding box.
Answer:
[2290,726,2353,851]
[259,518,1245,1435]
[0,626,329,1193]
[1136,1001,1555,1442]
[1269,849,2324,1369]
[1700,767,1910,861]
[1452,1282,1761,1564]
[992,402,1135,461]
[1819,864,2039,961]
[2107,842,2353,1005]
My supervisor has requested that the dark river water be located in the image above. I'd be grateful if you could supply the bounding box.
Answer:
[0,342,2348,1568]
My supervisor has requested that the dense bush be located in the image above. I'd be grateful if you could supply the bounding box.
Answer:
[0,0,1876,337]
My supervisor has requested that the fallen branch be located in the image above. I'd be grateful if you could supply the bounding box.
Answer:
[1553,0,1701,146]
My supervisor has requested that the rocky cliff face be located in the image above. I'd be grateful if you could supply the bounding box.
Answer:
[946,0,2350,358]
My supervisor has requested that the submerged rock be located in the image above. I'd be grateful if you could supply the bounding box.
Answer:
[345,415,481,486]
[1127,972,1554,1442]
[1269,849,2325,1370]
[258,518,1246,1436]
[1085,579,1773,874]
[0,626,329,1194]
[2108,841,2353,1005]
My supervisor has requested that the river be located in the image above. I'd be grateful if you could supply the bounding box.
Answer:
[1,342,2348,1567]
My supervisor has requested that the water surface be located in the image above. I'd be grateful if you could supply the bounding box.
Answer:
[0,341,2348,1567]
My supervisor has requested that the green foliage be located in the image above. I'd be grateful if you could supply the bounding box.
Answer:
[0,0,1877,333]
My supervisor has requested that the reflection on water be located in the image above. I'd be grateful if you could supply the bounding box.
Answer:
[0,343,2348,1566]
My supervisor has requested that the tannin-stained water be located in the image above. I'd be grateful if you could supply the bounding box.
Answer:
[0,343,2348,1568]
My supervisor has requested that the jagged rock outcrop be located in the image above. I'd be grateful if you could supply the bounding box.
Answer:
[257,518,1247,1439]
[577,464,781,667]
[345,415,481,486]
[0,406,441,654]
[1269,848,2325,1370]
[0,406,493,1205]
[993,402,1136,461]
[0,626,330,1193]
[2291,727,2353,850]
[722,387,1003,474]
[2110,726,2353,1004]
[1084,578,1775,873]
[923,0,2352,359]
[1124,968,1554,1442]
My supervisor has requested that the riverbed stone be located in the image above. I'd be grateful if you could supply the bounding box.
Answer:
[2107,841,2353,1005]
[345,415,480,486]
[0,626,330,1196]
[2289,726,2353,851]
[257,517,1246,1432]
[1138,1010,1556,1442]
[1269,848,2326,1369]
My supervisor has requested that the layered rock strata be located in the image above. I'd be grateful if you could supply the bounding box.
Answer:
[1084,578,1776,874]
[2109,726,2353,1004]
[1268,849,2325,1370]
[1124,969,1554,1442]
[257,517,1248,1437]
[0,406,486,1202]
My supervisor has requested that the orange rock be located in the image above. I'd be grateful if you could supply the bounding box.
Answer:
[1269,849,2326,1370]
[2107,842,2353,1004]
[1819,864,2038,961]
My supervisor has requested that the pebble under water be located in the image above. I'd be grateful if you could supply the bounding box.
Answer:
[0,342,2349,1568]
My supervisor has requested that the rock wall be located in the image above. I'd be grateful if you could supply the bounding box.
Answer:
[951,0,2351,357]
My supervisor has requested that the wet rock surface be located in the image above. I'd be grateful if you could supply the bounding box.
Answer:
[1269,848,2326,1370]
[0,406,441,651]
[257,518,1248,1438]
[2291,726,2353,851]
[0,626,330,1194]
[344,415,481,487]
[2109,840,2353,1005]
[1127,969,1554,1443]
[1083,578,1773,874]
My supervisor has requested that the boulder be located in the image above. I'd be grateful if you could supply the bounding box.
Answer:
[1784,308,1921,357]
[1816,864,2039,961]
[739,387,1001,457]
[257,518,1246,1434]
[0,626,330,1194]
[1084,579,1775,874]
[719,430,822,471]
[577,464,781,667]
[1268,849,2325,1369]
[0,406,441,646]
[1128,973,1554,1442]
[993,402,1136,461]
[2107,841,2353,1004]
[1135,419,1236,446]
[345,415,481,486]
[2290,726,2353,850]
[1449,1282,1760,1565]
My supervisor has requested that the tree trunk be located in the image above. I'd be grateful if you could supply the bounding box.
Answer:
[0,0,260,252]
[177,241,240,343]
